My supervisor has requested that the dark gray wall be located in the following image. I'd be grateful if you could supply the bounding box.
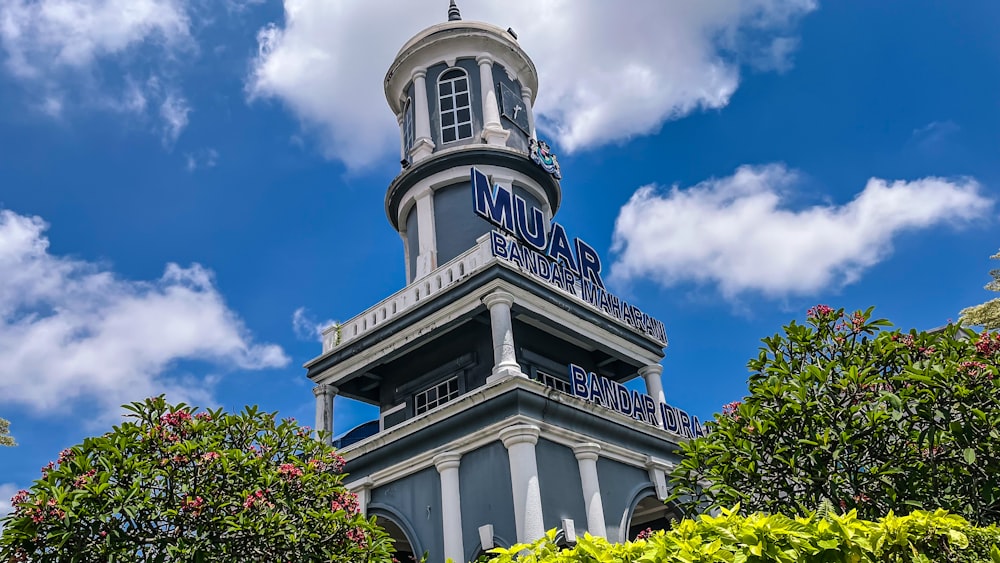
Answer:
[492,62,531,153]
[405,205,420,281]
[371,468,443,561]
[459,442,517,561]
[536,439,589,534]
[434,181,486,264]
[596,458,651,542]
[434,180,545,267]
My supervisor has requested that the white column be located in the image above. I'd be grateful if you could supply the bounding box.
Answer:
[413,185,437,279]
[434,452,465,563]
[477,55,510,146]
[410,68,435,162]
[500,424,544,543]
[520,85,536,139]
[573,443,607,538]
[483,290,523,382]
[347,477,374,517]
[312,384,337,444]
[639,364,665,426]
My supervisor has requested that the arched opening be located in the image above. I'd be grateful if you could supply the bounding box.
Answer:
[373,513,419,563]
[437,67,473,143]
[626,496,681,540]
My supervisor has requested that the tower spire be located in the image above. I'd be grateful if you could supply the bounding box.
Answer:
[447,0,462,21]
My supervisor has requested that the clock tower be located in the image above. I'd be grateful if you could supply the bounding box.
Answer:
[305,3,701,561]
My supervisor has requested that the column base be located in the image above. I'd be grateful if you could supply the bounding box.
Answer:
[414,251,437,279]
[487,365,526,384]
[409,137,435,163]
[482,124,510,146]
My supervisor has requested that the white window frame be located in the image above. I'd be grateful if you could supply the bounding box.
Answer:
[414,376,461,415]
[536,370,571,394]
[379,403,407,431]
[437,68,473,144]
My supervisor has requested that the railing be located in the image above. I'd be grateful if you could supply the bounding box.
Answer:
[322,237,496,353]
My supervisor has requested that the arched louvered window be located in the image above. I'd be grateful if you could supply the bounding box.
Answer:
[438,68,472,143]
[402,97,414,156]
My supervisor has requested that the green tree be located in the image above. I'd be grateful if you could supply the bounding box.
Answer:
[960,248,1000,330]
[1,397,392,562]
[0,417,14,447]
[669,306,1000,525]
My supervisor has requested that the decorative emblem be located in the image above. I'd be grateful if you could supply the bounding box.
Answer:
[529,138,561,179]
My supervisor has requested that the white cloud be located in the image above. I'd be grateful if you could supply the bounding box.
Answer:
[248,0,815,169]
[0,0,193,142]
[184,147,219,171]
[0,483,18,519]
[291,307,333,342]
[610,164,993,298]
[0,0,190,78]
[0,210,289,418]
[159,92,190,145]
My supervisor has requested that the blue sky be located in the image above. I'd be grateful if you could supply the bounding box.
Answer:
[1,0,998,513]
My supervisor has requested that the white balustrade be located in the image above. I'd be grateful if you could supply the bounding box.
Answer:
[321,239,496,353]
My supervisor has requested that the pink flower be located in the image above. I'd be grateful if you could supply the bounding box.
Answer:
[807,304,836,319]
[10,490,29,506]
[161,410,193,427]
[635,527,654,540]
[278,463,303,478]
[182,496,205,515]
[330,491,360,514]
[201,451,221,462]
[975,331,1000,356]
[721,401,741,420]
[57,448,74,464]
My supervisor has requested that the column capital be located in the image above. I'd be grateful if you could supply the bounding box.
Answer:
[413,183,434,200]
[644,456,674,472]
[482,290,515,309]
[411,67,427,81]
[572,442,601,462]
[500,424,540,448]
[312,384,338,398]
[347,476,375,492]
[433,451,463,472]
[475,54,495,66]
[520,85,533,99]
[638,364,663,378]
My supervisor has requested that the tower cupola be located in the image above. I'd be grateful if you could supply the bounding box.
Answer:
[383,4,562,283]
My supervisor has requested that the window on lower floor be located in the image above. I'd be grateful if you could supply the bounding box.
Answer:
[414,376,460,415]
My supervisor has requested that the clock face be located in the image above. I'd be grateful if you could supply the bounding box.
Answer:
[498,81,530,135]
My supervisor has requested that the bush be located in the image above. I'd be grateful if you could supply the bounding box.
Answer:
[485,508,1000,563]
[670,307,1000,525]
[0,397,392,562]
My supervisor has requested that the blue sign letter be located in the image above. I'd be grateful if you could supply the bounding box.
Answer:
[472,168,515,234]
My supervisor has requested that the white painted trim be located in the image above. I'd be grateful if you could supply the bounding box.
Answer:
[379,402,406,431]
[386,26,538,116]
[312,273,664,389]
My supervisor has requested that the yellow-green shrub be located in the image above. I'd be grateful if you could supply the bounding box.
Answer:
[485,507,1000,563]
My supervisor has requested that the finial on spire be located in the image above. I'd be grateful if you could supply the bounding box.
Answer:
[448,0,462,21]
